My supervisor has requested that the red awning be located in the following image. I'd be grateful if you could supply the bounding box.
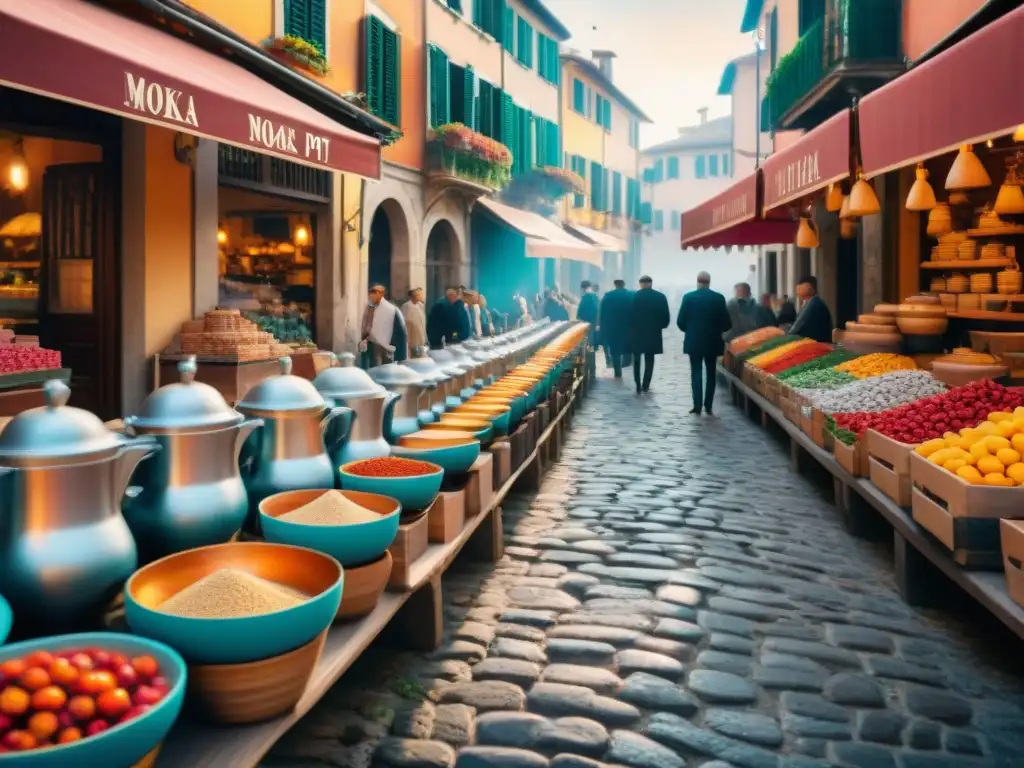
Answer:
[0,0,382,179]
[680,172,797,249]
[859,4,1023,178]
[760,109,852,214]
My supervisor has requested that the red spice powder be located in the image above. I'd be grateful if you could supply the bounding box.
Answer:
[347,457,438,477]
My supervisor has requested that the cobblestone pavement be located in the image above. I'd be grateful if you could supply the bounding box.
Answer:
[266,334,1024,768]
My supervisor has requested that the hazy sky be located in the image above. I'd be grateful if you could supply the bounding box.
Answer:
[545,0,755,148]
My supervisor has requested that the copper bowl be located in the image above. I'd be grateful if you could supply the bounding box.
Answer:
[437,415,493,430]
[336,551,392,620]
[398,433,479,449]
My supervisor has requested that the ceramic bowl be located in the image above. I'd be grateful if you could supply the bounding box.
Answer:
[125,542,343,665]
[393,434,481,474]
[896,316,949,336]
[260,489,401,567]
[0,632,186,767]
[451,404,512,434]
[337,552,393,620]
[339,458,444,513]
[187,629,326,725]
[932,360,1008,388]
[0,593,10,645]
[422,420,494,443]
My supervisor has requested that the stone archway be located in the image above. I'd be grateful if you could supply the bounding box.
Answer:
[424,218,462,305]
[366,198,412,301]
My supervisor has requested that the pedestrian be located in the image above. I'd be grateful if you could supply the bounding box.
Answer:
[725,282,760,342]
[591,283,612,367]
[479,294,494,336]
[360,284,408,368]
[777,294,797,328]
[598,279,632,378]
[426,286,468,348]
[789,275,834,343]
[628,275,671,394]
[543,288,570,322]
[463,289,483,338]
[758,293,777,327]
[576,281,599,339]
[676,270,731,415]
[513,292,532,328]
[401,287,427,355]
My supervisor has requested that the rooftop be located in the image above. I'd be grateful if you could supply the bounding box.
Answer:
[561,51,652,122]
[717,52,760,95]
[642,116,732,154]
[520,0,572,42]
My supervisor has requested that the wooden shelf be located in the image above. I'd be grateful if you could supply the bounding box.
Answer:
[948,310,1024,322]
[920,259,1013,270]
[967,227,1024,237]
[155,377,584,768]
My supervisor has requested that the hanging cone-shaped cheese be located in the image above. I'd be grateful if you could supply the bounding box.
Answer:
[796,217,819,248]
[825,183,844,212]
[945,144,991,190]
[906,164,937,211]
[848,177,880,216]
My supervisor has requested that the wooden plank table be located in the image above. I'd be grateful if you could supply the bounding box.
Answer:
[718,365,1024,640]
[156,374,584,768]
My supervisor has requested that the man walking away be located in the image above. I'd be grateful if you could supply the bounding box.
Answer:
[757,293,777,327]
[576,281,599,378]
[677,271,731,415]
[543,288,570,321]
[725,282,759,342]
[789,275,834,343]
[402,287,427,355]
[628,275,671,394]
[360,284,408,368]
[599,279,632,378]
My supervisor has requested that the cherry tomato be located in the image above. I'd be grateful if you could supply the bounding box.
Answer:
[57,726,83,744]
[0,686,30,717]
[18,667,50,692]
[27,711,59,741]
[96,688,131,720]
[31,685,67,712]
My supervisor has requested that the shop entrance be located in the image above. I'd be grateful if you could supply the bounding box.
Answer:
[368,208,393,292]
[424,219,460,305]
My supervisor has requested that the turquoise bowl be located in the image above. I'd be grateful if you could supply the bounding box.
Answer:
[339,458,444,513]
[392,436,481,475]
[260,489,401,567]
[0,632,185,767]
[125,542,343,665]
[0,593,10,645]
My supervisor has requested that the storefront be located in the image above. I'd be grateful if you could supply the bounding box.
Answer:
[0,0,383,418]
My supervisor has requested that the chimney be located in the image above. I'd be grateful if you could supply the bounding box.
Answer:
[591,49,617,82]
[697,107,708,125]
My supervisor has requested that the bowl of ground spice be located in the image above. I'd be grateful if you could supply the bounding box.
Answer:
[124,542,343,665]
[339,456,444,513]
[260,489,401,566]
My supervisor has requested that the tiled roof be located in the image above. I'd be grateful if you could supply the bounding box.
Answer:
[642,116,732,154]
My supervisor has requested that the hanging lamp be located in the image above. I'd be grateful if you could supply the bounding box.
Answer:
[848,176,880,217]
[945,144,991,190]
[839,194,852,220]
[825,183,844,212]
[994,159,1024,215]
[796,215,819,249]
[905,163,937,211]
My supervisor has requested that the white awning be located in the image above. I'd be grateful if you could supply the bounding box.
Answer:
[477,199,602,267]
[564,223,627,253]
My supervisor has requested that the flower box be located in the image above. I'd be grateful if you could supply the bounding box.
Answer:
[427,124,512,190]
[262,36,329,77]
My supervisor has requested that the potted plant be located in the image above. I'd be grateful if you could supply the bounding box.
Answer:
[262,35,330,77]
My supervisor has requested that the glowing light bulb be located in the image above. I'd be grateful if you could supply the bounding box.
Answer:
[5,156,29,193]
[216,228,228,245]
[294,226,310,246]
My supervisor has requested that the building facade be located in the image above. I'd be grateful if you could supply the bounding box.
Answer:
[559,50,650,291]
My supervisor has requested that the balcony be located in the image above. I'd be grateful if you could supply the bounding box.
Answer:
[763,0,905,132]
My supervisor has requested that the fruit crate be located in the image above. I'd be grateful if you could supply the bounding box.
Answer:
[910,452,1024,569]
[866,430,915,507]
[833,436,870,477]
[1000,519,1024,607]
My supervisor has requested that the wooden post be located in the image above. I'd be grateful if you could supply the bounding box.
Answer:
[466,505,504,563]
[513,452,542,493]
[392,573,443,651]
[893,532,942,608]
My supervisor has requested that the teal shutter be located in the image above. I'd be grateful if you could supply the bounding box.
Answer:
[537,33,547,79]
[603,99,612,130]
[572,80,584,112]
[478,80,493,136]
[590,161,601,211]
[382,26,401,126]
[448,0,463,13]
[284,0,308,39]
[500,91,515,149]
[363,16,384,118]
[428,45,450,128]
[516,17,533,68]
[521,110,533,170]
[667,157,679,179]
[695,155,706,178]
[308,0,326,51]
[503,8,514,53]
[535,118,546,168]
[654,210,663,231]
[671,210,680,230]
[573,155,586,208]
[464,66,475,127]
[709,154,719,176]
[612,172,622,215]
[653,159,664,182]
[639,202,652,225]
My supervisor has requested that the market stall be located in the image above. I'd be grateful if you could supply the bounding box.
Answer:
[0,320,593,766]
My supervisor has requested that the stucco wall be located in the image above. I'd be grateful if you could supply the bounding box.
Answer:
[730,57,770,178]
[903,0,988,61]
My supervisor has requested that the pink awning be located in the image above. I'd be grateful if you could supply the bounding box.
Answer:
[477,199,602,267]
[760,109,852,214]
[680,172,796,249]
[0,0,382,179]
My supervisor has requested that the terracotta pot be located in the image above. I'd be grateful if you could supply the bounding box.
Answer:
[337,551,392,620]
[932,361,1008,387]
[896,316,949,336]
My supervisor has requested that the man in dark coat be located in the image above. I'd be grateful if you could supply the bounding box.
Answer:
[789,275,833,343]
[776,294,797,327]
[628,275,671,394]
[677,271,732,415]
[598,279,632,378]
[543,288,570,322]
[426,286,470,348]
[576,281,599,340]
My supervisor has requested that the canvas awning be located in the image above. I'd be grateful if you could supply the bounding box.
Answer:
[680,172,796,249]
[563,223,628,253]
[0,0,382,179]
[760,109,852,214]
[476,199,602,267]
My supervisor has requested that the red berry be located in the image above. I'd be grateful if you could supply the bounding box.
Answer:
[115,664,138,689]
[132,685,163,707]
[85,719,110,737]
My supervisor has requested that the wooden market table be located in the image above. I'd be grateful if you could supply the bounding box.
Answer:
[155,367,587,767]
[717,365,1024,641]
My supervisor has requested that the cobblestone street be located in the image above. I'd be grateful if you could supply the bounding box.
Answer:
[266,335,1024,768]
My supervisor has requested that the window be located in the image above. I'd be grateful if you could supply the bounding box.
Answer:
[628,119,639,149]
[722,153,730,176]
[427,45,450,129]
[472,0,503,41]
[445,0,463,13]
[516,16,534,70]
[709,154,719,176]
[769,7,779,71]
[449,62,475,127]
[670,210,680,230]
[695,155,706,178]
[653,210,664,231]
[535,118,560,167]
[590,161,606,211]
[653,158,664,182]
[572,155,587,208]
[626,177,639,218]
[594,95,611,130]
[612,171,623,215]
[585,86,593,119]
[284,0,327,52]
[602,99,612,131]
[364,16,401,126]
[537,34,559,85]
[477,79,496,137]
[595,95,604,126]
[572,78,585,114]
[667,156,679,180]
[502,8,514,54]
[639,202,652,225]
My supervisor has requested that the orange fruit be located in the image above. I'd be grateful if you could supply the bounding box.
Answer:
[31,685,67,712]
[130,656,159,680]
[0,686,30,716]
[66,695,96,722]
[0,660,26,681]
[23,652,54,670]
[79,670,116,695]
[96,688,131,720]
[27,711,59,740]
[18,667,50,692]
[57,727,83,744]
[47,658,79,687]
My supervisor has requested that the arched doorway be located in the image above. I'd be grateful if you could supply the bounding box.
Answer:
[424,219,460,305]
[368,207,392,292]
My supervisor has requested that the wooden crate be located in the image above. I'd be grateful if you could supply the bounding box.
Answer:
[489,440,512,489]
[388,512,430,589]
[810,408,827,449]
[465,453,494,517]
[999,520,1024,607]
[866,430,915,507]
[910,453,1024,569]
[428,489,466,544]
[833,438,870,477]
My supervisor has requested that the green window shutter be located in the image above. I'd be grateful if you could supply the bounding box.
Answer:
[284,0,308,39]
[478,80,493,136]
[594,95,602,124]
[382,26,401,126]
[464,66,475,127]
[308,0,326,51]
[516,17,533,68]
[640,202,652,225]
[572,79,585,113]
[537,33,547,79]
[428,45,450,128]
[503,7,514,54]
[695,155,706,178]
[535,118,546,168]
[497,90,514,149]
[448,0,463,14]
[522,110,533,169]
[603,100,612,131]
[671,210,680,230]
[709,154,719,176]
[472,0,483,30]
[363,15,384,118]
[573,155,586,208]
[654,159,663,182]
[654,210,663,231]
[590,161,601,210]
[547,122,560,166]
[667,157,679,179]
[612,172,622,215]
[723,153,730,176]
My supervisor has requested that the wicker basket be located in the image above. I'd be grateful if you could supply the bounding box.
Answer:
[997,261,1023,294]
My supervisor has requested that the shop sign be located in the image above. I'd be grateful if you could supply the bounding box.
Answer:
[712,194,749,227]
[772,151,820,203]
[123,72,199,127]
[247,114,332,165]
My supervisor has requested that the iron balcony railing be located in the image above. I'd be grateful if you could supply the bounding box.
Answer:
[763,0,903,131]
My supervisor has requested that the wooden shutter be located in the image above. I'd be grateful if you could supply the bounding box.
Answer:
[612,171,622,215]
[573,79,584,112]
[478,80,493,136]
[503,7,514,53]
[590,161,601,211]
[573,156,586,208]
[499,91,515,149]
[464,66,476,127]
[284,0,308,39]
[363,16,384,118]
[537,33,547,79]
[603,99,612,131]
[428,45,450,128]
[308,0,327,51]
[535,118,547,168]
[382,27,401,126]
[520,110,533,170]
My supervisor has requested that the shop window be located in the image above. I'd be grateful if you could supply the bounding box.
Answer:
[364,15,401,127]
[284,0,327,54]
[667,156,679,179]
[709,154,719,176]
[217,205,316,344]
[695,155,706,178]
[449,62,476,127]
[722,152,730,177]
